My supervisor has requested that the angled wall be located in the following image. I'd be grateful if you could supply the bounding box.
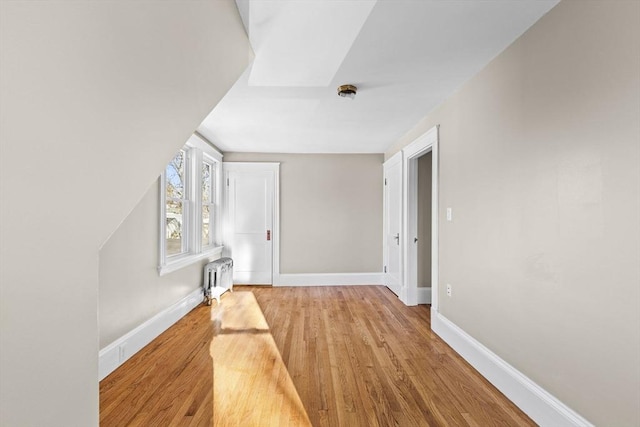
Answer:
[0,1,251,425]
[98,177,218,349]
[387,1,639,425]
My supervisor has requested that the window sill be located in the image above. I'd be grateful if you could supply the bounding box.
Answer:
[158,246,223,276]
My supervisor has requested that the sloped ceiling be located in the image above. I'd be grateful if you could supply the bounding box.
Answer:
[198,0,559,153]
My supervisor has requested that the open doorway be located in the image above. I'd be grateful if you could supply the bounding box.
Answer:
[402,125,438,310]
[416,152,432,303]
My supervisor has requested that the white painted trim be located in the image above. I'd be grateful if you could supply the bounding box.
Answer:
[274,273,383,287]
[99,287,204,381]
[223,162,280,285]
[431,129,439,312]
[272,166,281,285]
[402,125,439,307]
[431,312,594,427]
[158,246,223,276]
[186,133,223,161]
[416,287,431,304]
[158,135,224,275]
[223,162,281,172]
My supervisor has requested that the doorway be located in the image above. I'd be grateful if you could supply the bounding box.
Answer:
[223,162,280,285]
[416,152,432,303]
[402,125,439,309]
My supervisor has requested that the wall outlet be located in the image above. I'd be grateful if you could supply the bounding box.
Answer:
[446,208,453,222]
[118,343,127,363]
[446,284,452,297]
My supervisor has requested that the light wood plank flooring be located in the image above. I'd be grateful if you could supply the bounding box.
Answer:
[211,291,312,427]
[100,285,535,426]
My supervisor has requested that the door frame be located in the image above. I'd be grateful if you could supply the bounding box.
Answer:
[222,162,280,284]
[382,151,403,297]
[402,125,439,309]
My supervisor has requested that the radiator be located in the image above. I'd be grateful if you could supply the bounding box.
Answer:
[203,257,233,305]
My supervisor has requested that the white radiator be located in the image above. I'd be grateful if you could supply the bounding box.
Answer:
[203,257,233,305]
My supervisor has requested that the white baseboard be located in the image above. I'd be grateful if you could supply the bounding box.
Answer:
[431,311,593,427]
[99,287,204,381]
[274,272,383,287]
[417,287,431,304]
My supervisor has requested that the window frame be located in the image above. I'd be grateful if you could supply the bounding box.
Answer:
[164,148,189,259]
[158,134,223,275]
[201,155,217,250]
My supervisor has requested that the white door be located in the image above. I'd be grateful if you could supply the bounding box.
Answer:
[383,153,403,296]
[224,164,277,284]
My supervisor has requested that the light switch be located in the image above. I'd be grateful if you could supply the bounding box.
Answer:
[446,208,453,222]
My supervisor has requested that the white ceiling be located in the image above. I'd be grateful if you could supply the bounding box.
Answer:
[198,0,558,154]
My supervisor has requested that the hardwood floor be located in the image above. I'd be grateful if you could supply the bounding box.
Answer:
[100,286,535,426]
[211,291,312,426]
[100,303,215,426]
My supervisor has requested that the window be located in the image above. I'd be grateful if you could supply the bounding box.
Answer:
[158,134,222,275]
[201,158,216,249]
[165,149,188,256]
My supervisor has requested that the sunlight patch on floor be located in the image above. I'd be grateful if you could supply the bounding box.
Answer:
[211,292,312,427]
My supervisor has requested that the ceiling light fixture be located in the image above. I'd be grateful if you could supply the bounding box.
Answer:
[337,84,357,100]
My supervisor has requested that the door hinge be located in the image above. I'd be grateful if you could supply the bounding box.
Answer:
[384,266,387,273]
[227,178,229,186]
[384,178,387,185]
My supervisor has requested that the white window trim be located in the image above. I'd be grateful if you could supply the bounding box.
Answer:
[201,154,218,250]
[158,134,223,276]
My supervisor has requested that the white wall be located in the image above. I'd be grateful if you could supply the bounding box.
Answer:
[387,1,640,425]
[99,178,221,349]
[223,153,383,274]
[0,2,251,425]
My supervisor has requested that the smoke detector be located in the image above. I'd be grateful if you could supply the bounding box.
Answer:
[337,84,357,100]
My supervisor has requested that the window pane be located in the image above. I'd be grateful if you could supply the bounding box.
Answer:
[166,150,185,200]
[202,162,211,203]
[202,205,210,246]
[166,200,183,256]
